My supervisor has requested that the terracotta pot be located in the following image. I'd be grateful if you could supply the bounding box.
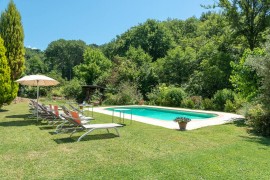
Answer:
[178,122,188,131]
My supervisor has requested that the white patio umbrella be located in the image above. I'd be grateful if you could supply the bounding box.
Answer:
[16,74,59,120]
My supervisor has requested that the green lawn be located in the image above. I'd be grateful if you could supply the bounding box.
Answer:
[0,102,270,179]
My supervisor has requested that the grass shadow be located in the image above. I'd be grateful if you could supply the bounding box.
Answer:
[232,119,246,127]
[0,119,36,127]
[54,133,119,144]
[239,135,270,147]
[0,109,8,112]
[5,114,30,119]
[39,126,55,130]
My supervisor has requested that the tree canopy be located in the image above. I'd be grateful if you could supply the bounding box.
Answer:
[217,0,270,50]
[45,39,87,80]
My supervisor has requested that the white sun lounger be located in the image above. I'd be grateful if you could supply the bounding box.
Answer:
[73,123,123,142]
[62,115,123,142]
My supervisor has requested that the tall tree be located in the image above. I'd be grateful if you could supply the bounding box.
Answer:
[155,46,197,85]
[73,47,112,85]
[217,0,270,50]
[0,0,25,80]
[45,39,87,80]
[230,48,263,100]
[104,19,175,61]
[25,48,46,75]
[0,36,12,108]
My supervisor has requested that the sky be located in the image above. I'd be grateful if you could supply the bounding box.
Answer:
[0,0,215,50]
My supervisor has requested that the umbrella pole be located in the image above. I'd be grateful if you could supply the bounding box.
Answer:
[36,81,39,122]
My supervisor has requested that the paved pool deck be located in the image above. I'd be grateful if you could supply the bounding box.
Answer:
[91,105,245,130]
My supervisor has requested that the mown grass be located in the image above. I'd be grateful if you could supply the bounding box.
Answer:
[0,102,270,179]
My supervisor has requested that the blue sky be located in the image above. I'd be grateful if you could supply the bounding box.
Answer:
[0,0,214,50]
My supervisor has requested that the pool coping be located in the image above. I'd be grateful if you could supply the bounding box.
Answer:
[92,105,245,130]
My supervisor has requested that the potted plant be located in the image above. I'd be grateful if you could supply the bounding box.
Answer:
[174,117,191,131]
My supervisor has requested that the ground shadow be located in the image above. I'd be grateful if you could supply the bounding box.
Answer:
[0,119,36,127]
[48,131,58,135]
[0,109,8,112]
[54,133,119,144]
[232,119,246,127]
[5,114,30,119]
[239,135,270,147]
[220,118,247,128]
[39,126,55,130]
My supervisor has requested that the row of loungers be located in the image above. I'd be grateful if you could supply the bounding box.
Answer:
[29,100,123,142]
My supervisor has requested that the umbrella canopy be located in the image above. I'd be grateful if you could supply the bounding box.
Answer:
[16,74,59,120]
[16,75,59,86]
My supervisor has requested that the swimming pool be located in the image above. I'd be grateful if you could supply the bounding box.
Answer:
[106,106,217,121]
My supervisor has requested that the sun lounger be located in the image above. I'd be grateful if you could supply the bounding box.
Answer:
[61,114,123,142]
[76,123,122,142]
[55,108,94,134]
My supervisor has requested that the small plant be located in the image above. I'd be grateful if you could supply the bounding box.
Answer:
[174,117,191,131]
[173,117,191,123]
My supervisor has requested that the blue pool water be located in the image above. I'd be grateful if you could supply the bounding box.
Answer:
[106,106,217,121]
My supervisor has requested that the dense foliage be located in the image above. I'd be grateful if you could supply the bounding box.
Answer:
[245,40,270,136]
[217,0,270,50]
[45,39,87,80]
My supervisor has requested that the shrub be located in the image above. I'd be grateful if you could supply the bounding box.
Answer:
[224,100,236,112]
[22,86,47,99]
[246,104,270,136]
[62,78,83,100]
[103,93,118,105]
[202,98,215,110]
[190,96,203,109]
[147,84,186,107]
[104,81,142,105]
[164,87,186,107]
[181,98,195,109]
[212,89,235,111]
[146,84,167,105]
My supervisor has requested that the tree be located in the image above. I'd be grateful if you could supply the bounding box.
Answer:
[230,48,263,100]
[45,39,87,80]
[217,0,270,50]
[25,48,46,74]
[125,46,152,66]
[103,19,175,61]
[73,47,112,85]
[155,46,197,85]
[0,0,25,80]
[245,38,270,136]
[187,60,226,98]
[247,38,270,109]
[0,0,25,101]
[0,37,12,108]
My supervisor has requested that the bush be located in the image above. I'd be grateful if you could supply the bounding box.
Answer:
[202,98,215,110]
[164,87,186,107]
[21,86,48,99]
[181,98,195,109]
[246,104,270,136]
[212,89,235,111]
[190,96,202,109]
[104,81,142,105]
[62,78,83,100]
[224,100,236,112]
[146,84,167,105]
[147,84,186,107]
